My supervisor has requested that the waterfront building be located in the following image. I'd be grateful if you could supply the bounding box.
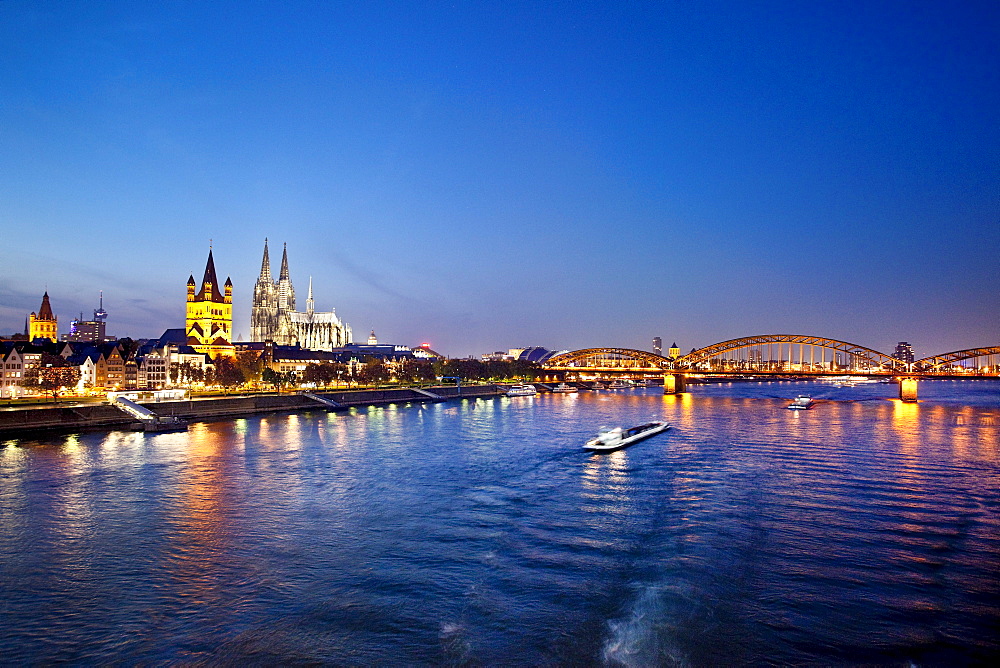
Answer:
[144,329,212,387]
[250,240,352,351]
[28,292,58,342]
[653,337,662,356]
[668,342,680,359]
[94,343,125,390]
[0,342,44,398]
[892,342,915,363]
[136,350,169,389]
[185,249,235,358]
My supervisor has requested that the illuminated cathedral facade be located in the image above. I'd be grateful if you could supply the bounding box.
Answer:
[250,240,352,351]
[185,248,235,357]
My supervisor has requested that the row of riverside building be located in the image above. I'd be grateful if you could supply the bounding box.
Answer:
[2,243,442,398]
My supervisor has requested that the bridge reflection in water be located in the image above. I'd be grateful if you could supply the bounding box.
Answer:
[543,335,1000,402]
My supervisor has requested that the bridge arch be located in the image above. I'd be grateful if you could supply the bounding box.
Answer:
[544,347,669,369]
[675,334,904,371]
[915,346,1000,371]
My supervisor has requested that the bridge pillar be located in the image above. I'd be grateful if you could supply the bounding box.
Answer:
[663,373,686,394]
[899,377,918,402]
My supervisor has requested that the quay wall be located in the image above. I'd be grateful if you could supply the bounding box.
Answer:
[0,385,506,438]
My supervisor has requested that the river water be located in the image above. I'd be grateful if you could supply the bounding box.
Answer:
[2,381,999,665]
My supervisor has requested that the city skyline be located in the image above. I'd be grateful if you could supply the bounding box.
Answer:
[2,1,997,357]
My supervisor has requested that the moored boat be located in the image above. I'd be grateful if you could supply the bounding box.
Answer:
[142,416,189,432]
[584,421,670,452]
[608,380,629,389]
[552,383,578,393]
[506,384,537,397]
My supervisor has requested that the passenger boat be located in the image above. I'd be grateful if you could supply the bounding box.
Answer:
[506,384,537,397]
[584,421,670,452]
[787,395,814,410]
[608,380,630,389]
[591,381,606,390]
[633,378,654,387]
[552,383,578,393]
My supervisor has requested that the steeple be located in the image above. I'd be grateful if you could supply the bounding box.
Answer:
[279,242,290,281]
[306,276,315,314]
[258,238,272,283]
[276,242,295,311]
[37,292,54,320]
[197,248,224,303]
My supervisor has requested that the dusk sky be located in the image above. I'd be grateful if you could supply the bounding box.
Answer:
[1,1,997,358]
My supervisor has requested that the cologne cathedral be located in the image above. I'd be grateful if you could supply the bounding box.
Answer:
[250,240,352,350]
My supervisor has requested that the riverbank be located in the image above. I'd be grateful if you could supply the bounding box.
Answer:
[0,384,507,438]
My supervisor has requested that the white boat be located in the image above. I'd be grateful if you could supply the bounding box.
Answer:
[787,395,814,410]
[584,421,670,452]
[633,378,654,387]
[506,384,537,397]
[591,381,606,390]
[608,380,629,389]
[552,383,578,393]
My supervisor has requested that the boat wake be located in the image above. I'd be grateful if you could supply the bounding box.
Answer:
[601,585,692,667]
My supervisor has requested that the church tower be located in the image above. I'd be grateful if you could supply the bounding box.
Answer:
[29,292,58,341]
[277,242,295,312]
[248,239,351,349]
[185,248,234,358]
[251,238,278,342]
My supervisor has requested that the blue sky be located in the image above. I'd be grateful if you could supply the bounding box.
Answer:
[1,1,997,358]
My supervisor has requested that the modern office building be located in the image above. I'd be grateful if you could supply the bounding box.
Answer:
[892,342,915,363]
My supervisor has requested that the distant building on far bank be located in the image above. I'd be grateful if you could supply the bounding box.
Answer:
[653,337,662,356]
[28,292,58,342]
[250,240,351,351]
[892,342,915,363]
[668,342,680,359]
[482,347,561,363]
[64,292,113,343]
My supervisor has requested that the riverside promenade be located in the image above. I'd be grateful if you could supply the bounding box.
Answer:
[0,385,508,438]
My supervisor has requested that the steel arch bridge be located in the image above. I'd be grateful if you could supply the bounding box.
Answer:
[545,347,670,370]
[916,347,1000,371]
[543,336,1000,376]
[673,334,905,371]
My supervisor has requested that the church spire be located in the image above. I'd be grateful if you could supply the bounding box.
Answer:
[198,248,223,302]
[279,242,290,281]
[306,276,314,314]
[258,238,272,282]
[37,292,54,320]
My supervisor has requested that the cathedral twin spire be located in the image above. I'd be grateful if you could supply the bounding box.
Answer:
[251,239,351,349]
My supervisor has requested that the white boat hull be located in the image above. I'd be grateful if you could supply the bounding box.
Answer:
[584,421,670,452]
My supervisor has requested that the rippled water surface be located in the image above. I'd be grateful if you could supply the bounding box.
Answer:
[2,381,999,665]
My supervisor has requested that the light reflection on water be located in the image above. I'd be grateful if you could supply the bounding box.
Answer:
[0,381,998,664]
